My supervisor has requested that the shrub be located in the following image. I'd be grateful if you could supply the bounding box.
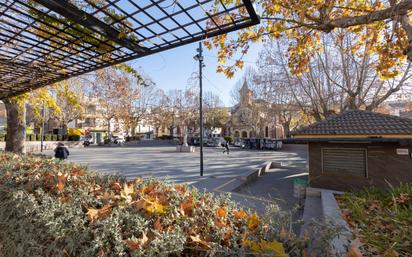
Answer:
[68,135,81,141]
[0,153,305,257]
[0,134,5,141]
[125,136,141,142]
[158,135,173,140]
[45,134,52,141]
[224,136,234,144]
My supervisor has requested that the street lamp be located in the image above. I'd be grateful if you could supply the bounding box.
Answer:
[194,42,204,176]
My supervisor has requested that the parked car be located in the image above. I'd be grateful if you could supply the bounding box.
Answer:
[113,136,125,145]
[234,139,245,148]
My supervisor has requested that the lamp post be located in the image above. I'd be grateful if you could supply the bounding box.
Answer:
[194,42,204,176]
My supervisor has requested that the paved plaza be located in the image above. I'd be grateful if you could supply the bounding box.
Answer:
[45,143,307,185]
[46,143,308,215]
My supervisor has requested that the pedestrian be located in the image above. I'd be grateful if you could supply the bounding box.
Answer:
[54,142,69,161]
[222,141,230,155]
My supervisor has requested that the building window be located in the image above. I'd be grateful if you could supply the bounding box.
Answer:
[241,131,247,138]
[321,148,367,177]
[234,131,240,138]
[265,126,269,138]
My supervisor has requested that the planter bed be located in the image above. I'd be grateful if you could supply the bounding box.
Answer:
[0,153,305,257]
[337,184,412,256]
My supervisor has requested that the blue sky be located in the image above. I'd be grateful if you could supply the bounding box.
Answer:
[126,41,262,107]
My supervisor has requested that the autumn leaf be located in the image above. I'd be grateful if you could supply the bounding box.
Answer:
[233,210,247,219]
[126,233,149,251]
[347,237,364,257]
[141,197,167,215]
[56,172,68,192]
[70,167,85,177]
[214,217,226,228]
[190,235,211,249]
[216,207,227,218]
[153,217,162,232]
[249,239,288,257]
[179,197,194,216]
[120,183,134,200]
[111,182,122,192]
[247,211,260,229]
[86,208,99,221]
[133,199,145,210]
[175,184,186,193]
[86,205,112,221]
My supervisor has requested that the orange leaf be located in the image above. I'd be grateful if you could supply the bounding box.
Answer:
[56,172,67,192]
[217,207,227,218]
[233,210,247,219]
[86,208,99,221]
[153,218,163,231]
[347,239,363,257]
[180,197,194,216]
[214,217,226,228]
[175,185,186,193]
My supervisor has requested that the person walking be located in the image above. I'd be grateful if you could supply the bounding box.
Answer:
[54,142,70,160]
[222,141,230,155]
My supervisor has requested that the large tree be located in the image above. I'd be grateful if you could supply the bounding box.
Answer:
[254,36,411,122]
[120,81,160,137]
[210,0,412,80]
[91,66,141,139]
[50,79,85,134]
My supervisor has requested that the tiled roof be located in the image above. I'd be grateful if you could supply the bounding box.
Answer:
[292,110,412,136]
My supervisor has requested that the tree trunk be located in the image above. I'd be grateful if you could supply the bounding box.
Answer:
[4,98,26,153]
[282,122,290,137]
[107,119,111,140]
[62,123,68,135]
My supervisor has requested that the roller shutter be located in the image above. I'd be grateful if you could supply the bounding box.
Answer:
[321,148,367,177]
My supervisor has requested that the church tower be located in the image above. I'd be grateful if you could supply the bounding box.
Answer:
[239,81,253,106]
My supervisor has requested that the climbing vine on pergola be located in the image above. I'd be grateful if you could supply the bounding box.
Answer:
[0,0,259,99]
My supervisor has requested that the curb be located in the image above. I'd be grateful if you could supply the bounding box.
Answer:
[215,161,287,192]
[300,187,352,257]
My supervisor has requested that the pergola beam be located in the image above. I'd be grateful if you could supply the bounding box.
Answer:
[0,0,260,99]
[33,0,148,54]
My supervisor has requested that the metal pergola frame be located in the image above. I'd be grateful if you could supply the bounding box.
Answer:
[0,0,259,99]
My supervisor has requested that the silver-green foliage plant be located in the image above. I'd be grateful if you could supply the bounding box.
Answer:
[0,153,306,257]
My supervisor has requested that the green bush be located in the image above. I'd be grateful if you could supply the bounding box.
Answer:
[125,136,141,142]
[224,136,234,144]
[0,134,5,141]
[0,153,305,257]
[68,135,81,141]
